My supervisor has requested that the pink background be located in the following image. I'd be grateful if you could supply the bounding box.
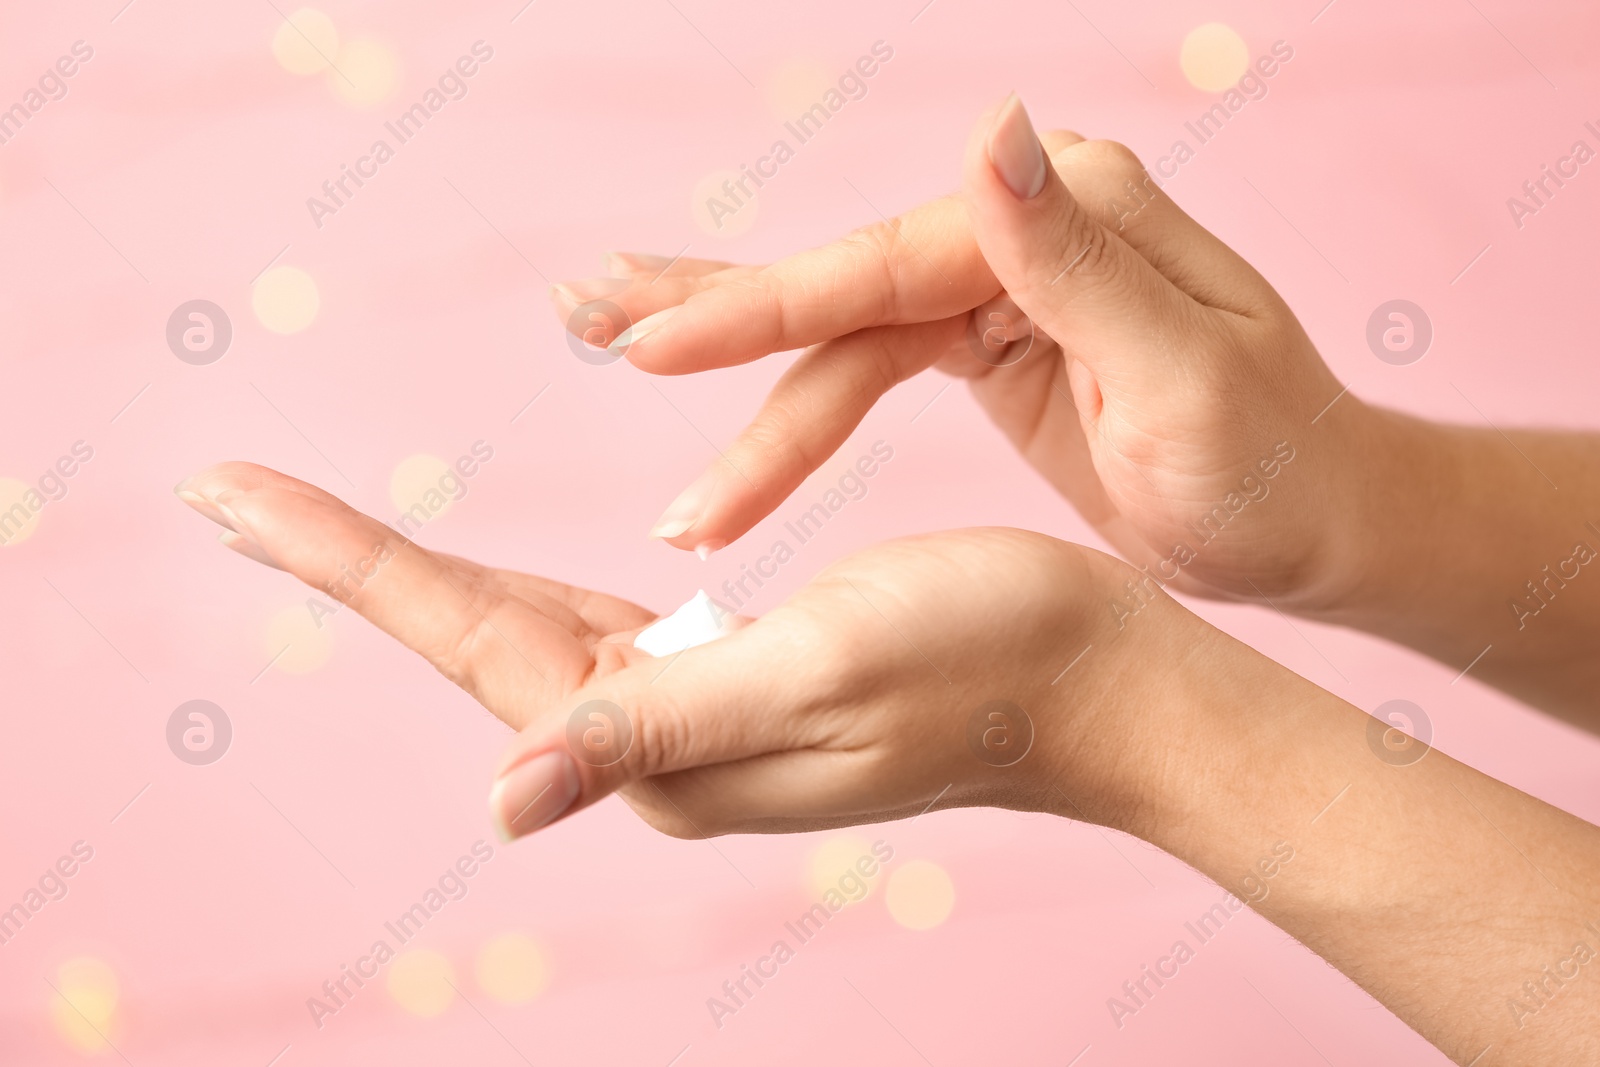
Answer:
[3,0,1599,1063]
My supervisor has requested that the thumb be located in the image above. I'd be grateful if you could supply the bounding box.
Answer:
[961,94,1201,397]
[486,624,799,841]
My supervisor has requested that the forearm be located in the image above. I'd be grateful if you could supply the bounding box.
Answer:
[1313,402,1600,726]
[1080,604,1600,1064]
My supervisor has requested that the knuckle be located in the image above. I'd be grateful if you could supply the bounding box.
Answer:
[838,224,904,320]
[629,699,694,780]
[1040,128,1087,157]
[1079,138,1146,177]
[1048,210,1114,285]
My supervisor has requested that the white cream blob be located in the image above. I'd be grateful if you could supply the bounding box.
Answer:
[633,590,735,657]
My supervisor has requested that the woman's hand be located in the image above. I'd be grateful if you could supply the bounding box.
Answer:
[177,461,1600,1064]
[554,95,1369,610]
[175,462,1150,840]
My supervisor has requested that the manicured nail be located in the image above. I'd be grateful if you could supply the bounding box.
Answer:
[210,490,259,546]
[695,540,725,561]
[219,529,283,571]
[550,277,630,305]
[489,751,581,842]
[610,306,678,351]
[988,93,1047,200]
[176,487,232,531]
[604,251,675,276]
[649,466,717,541]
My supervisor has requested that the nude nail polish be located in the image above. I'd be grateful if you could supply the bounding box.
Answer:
[988,93,1048,200]
[551,277,630,304]
[176,488,232,531]
[610,306,678,351]
[650,467,717,541]
[604,251,675,276]
[490,751,581,842]
[219,529,283,571]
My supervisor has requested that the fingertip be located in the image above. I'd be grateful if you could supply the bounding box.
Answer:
[489,749,582,842]
[218,528,284,571]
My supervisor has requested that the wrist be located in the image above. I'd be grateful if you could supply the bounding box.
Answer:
[1030,552,1240,837]
[1288,400,1453,622]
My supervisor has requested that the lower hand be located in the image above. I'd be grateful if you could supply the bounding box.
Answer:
[176,462,1153,839]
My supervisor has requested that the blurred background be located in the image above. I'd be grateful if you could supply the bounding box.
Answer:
[2,0,1598,1063]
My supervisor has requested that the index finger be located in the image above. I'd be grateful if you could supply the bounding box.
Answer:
[618,195,1000,374]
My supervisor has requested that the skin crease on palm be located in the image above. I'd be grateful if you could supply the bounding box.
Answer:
[177,97,1600,1062]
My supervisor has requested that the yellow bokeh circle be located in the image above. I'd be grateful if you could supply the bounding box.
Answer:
[265,603,333,674]
[807,834,876,901]
[476,932,549,1005]
[1180,23,1250,92]
[272,8,340,76]
[50,957,119,1053]
[691,170,758,239]
[885,859,955,930]
[388,949,456,1018]
[331,40,400,107]
[0,477,42,547]
[253,266,320,334]
[389,454,454,521]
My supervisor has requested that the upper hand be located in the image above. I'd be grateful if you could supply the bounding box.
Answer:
[555,95,1363,610]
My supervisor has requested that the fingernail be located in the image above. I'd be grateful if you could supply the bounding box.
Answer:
[176,487,232,531]
[650,467,717,541]
[695,540,725,561]
[212,490,265,551]
[490,751,581,842]
[988,93,1047,200]
[551,277,630,305]
[219,529,283,570]
[604,251,674,275]
[610,306,678,352]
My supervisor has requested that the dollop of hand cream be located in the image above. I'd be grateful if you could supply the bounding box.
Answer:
[633,590,735,657]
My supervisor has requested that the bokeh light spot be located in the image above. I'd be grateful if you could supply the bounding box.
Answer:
[476,932,549,1004]
[252,266,320,334]
[808,834,875,900]
[691,170,758,239]
[387,949,456,1018]
[389,454,454,521]
[49,957,119,1053]
[265,603,333,674]
[0,477,43,547]
[330,40,400,107]
[1180,23,1250,92]
[886,859,955,930]
[272,8,340,76]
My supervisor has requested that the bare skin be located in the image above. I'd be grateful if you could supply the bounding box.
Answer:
[176,96,1600,1064]
[557,97,1600,731]
[177,458,1600,1065]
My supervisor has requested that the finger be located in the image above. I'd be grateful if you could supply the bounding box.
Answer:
[618,753,954,837]
[549,270,758,347]
[615,195,1001,375]
[434,553,657,636]
[177,463,591,706]
[1048,139,1278,316]
[1039,128,1088,155]
[958,291,1035,371]
[961,94,1207,398]
[486,618,818,840]
[647,316,964,552]
[600,251,740,280]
